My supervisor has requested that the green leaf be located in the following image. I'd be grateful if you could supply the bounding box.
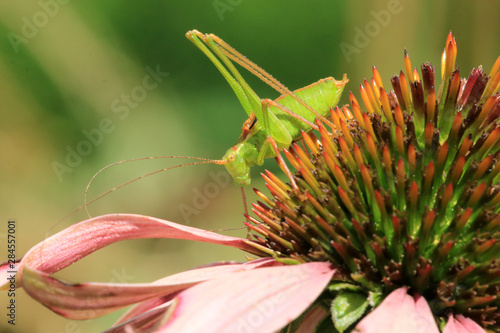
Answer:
[331,291,369,333]
[327,282,363,293]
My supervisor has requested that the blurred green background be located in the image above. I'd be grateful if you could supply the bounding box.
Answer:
[0,1,498,332]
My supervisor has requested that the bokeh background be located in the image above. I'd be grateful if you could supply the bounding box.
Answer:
[0,1,498,332]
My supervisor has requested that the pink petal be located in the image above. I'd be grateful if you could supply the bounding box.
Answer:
[22,258,281,320]
[102,301,174,333]
[355,287,439,333]
[114,259,281,324]
[4,213,264,288]
[443,314,486,333]
[158,262,335,333]
[295,305,329,333]
[0,259,21,290]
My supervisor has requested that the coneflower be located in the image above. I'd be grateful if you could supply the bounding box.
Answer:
[1,32,497,333]
[246,32,499,331]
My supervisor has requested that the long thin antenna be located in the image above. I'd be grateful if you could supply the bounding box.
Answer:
[84,156,227,218]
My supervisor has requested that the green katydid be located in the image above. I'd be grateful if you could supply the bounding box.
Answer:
[82,30,348,217]
[185,30,348,187]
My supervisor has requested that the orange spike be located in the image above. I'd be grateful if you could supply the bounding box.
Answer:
[455,208,472,234]
[449,112,463,141]
[339,115,354,149]
[372,78,381,100]
[396,126,405,156]
[350,98,366,129]
[372,66,384,91]
[264,170,292,194]
[397,158,406,189]
[441,32,457,80]
[409,181,419,209]
[442,183,454,209]
[408,144,416,173]
[297,160,322,197]
[458,135,473,157]
[477,94,499,129]
[364,78,380,114]
[424,161,435,193]
[399,71,412,111]
[360,164,374,195]
[283,148,300,170]
[362,113,377,142]
[301,130,320,155]
[487,214,500,231]
[404,49,414,83]
[477,127,500,158]
[423,210,436,236]
[451,156,466,184]
[413,68,420,82]
[468,182,486,207]
[353,144,365,169]
[330,106,341,131]
[426,90,436,124]
[379,87,394,124]
[253,188,275,207]
[338,136,355,169]
[448,71,462,101]
[365,132,379,162]
[305,192,329,219]
[292,142,315,170]
[483,56,500,100]
[475,239,496,256]
[337,187,356,217]
[339,105,353,122]
[360,83,374,114]
[424,122,434,148]
[332,163,349,190]
[320,130,339,165]
[382,145,393,177]
[438,143,449,170]
[487,55,500,82]
[394,104,406,130]
[324,152,340,183]
[374,190,387,219]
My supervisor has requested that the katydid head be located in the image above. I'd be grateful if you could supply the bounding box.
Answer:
[222,148,251,186]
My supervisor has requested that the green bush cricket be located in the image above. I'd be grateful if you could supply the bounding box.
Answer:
[185,30,348,188]
[83,30,348,216]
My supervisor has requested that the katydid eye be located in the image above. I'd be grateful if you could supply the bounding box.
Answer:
[228,153,236,162]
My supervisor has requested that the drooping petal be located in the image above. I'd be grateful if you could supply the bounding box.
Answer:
[103,301,174,333]
[21,258,281,320]
[0,213,265,289]
[443,314,486,333]
[295,305,329,333]
[0,259,21,290]
[355,287,439,333]
[158,262,336,333]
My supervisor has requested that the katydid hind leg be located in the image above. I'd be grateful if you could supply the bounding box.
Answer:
[186,30,257,118]
[209,33,338,128]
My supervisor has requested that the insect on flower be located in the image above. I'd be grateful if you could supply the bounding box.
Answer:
[185,30,348,188]
[83,30,348,214]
